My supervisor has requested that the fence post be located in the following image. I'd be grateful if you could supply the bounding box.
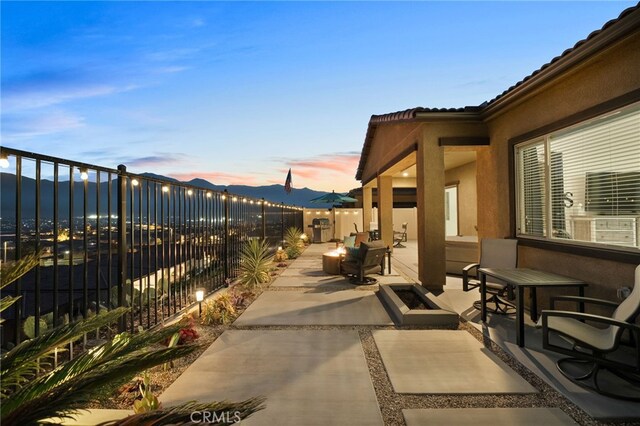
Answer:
[117,165,128,332]
[223,189,230,280]
[261,198,266,241]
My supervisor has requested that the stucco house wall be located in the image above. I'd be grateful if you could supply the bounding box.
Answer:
[481,31,640,304]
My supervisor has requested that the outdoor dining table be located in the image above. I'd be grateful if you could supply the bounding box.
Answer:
[478,268,588,347]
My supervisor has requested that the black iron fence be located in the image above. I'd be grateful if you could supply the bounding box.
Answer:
[0,147,303,346]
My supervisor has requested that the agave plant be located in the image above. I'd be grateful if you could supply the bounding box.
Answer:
[284,227,303,259]
[238,238,273,288]
[0,254,265,425]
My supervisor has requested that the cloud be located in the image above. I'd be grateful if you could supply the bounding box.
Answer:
[282,152,361,180]
[1,110,84,138]
[2,69,138,111]
[153,66,189,74]
[168,171,259,186]
[123,153,191,169]
[190,18,206,28]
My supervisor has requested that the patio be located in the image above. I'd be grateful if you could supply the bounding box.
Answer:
[157,243,634,425]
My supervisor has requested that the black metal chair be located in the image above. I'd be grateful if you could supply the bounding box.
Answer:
[463,238,518,315]
[541,264,640,401]
[341,240,386,284]
[393,223,408,248]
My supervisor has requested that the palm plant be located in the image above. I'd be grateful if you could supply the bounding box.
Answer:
[0,251,41,322]
[238,238,273,288]
[0,254,265,425]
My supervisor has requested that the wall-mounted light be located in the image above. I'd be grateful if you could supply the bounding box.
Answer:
[0,153,10,169]
[131,178,139,186]
[80,168,89,181]
[402,172,409,177]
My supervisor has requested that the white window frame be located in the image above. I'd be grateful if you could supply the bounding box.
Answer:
[514,103,640,253]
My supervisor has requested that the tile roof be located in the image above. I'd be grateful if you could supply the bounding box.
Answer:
[486,3,640,107]
[356,3,640,182]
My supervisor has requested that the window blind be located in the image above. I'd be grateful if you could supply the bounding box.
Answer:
[516,103,640,250]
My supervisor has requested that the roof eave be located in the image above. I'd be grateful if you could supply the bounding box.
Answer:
[483,6,640,120]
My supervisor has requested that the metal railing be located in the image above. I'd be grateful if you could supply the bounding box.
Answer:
[0,147,303,345]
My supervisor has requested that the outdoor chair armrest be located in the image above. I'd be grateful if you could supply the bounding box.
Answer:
[462,263,479,292]
[541,310,640,332]
[550,295,618,310]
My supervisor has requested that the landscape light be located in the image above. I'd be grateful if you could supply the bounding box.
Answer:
[80,169,89,181]
[195,288,205,317]
[0,153,10,169]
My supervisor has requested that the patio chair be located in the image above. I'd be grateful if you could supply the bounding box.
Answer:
[393,223,408,248]
[541,264,640,401]
[341,240,386,284]
[352,232,369,247]
[462,238,518,315]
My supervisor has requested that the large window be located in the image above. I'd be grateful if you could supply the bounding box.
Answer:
[515,103,640,251]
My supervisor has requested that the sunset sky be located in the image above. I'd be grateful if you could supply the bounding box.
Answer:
[1,1,634,191]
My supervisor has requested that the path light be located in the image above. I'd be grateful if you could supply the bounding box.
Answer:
[195,288,205,317]
[0,153,9,169]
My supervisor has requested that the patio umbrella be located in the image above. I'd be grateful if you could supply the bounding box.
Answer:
[309,190,357,206]
[309,191,358,240]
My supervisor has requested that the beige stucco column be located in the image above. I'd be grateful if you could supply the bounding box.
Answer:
[416,135,446,291]
[362,185,373,232]
[377,175,394,249]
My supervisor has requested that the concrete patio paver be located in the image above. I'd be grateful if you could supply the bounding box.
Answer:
[402,408,578,426]
[234,289,394,326]
[373,330,537,394]
[159,330,383,425]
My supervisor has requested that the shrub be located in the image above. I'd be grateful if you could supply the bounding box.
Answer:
[201,294,236,325]
[273,248,288,263]
[238,239,272,288]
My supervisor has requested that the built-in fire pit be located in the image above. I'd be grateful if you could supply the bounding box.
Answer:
[378,283,458,327]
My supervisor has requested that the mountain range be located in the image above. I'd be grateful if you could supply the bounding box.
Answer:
[0,172,340,220]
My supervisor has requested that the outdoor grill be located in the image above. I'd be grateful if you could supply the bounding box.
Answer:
[311,218,331,243]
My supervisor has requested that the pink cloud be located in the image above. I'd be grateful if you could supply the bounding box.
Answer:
[169,171,258,186]
[285,152,360,176]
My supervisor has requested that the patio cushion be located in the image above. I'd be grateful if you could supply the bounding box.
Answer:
[345,247,360,262]
[343,235,356,248]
